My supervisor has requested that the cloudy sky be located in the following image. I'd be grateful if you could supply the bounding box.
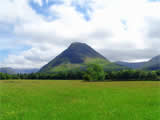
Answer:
[0,0,160,68]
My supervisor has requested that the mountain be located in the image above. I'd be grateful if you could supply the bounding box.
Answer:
[40,42,124,73]
[115,61,146,69]
[0,67,39,74]
[14,68,39,74]
[115,55,160,70]
[0,67,16,74]
[142,55,160,70]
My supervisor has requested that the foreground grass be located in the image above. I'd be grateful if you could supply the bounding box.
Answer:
[0,80,160,120]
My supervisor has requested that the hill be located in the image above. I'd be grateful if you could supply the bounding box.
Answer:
[0,67,39,74]
[14,68,39,74]
[115,61,146,69]
[142,55,160,70]
[40,42,124,73]
[115,55,160,70]
[0,67,16,74]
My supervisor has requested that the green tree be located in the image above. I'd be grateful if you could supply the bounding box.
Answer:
[83,64,105,81]
[147,71,158,80]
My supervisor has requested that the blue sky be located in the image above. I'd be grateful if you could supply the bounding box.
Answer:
[1,0,160,68]
[29,0,91,20]
[29,0,62,17]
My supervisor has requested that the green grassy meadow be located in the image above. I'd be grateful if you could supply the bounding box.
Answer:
[0,80,160,120]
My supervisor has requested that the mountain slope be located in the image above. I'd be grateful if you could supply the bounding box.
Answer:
[142,55,160,70]
[40,42,123,73]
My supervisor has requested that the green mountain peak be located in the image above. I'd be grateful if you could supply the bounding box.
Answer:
[39,42,122,73]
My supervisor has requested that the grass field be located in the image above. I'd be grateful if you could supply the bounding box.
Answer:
[0,80,160,120]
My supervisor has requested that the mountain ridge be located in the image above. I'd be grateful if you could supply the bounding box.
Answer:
[0,67,16,74]
[115,55,160,70]
[0,67,39,74]
[115,61,146,69]
[142,55,160,70]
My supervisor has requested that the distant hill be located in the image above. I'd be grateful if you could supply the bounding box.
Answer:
[0,67,16,74]
[142,55,160,70]
[14,68,39,74]
[40,42,124,73]
[115,55,160,70]
[115,61,146,69]
[0,68,39,74]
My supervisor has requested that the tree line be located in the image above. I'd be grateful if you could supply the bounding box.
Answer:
[83,64,160,81]
[0,64,160,81]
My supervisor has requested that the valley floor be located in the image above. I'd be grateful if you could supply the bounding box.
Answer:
[0,80,160,120]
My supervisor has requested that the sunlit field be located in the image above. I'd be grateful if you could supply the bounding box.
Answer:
[0,80,160,120]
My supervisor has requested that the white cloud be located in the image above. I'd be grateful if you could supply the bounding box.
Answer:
[1,0,160,68]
